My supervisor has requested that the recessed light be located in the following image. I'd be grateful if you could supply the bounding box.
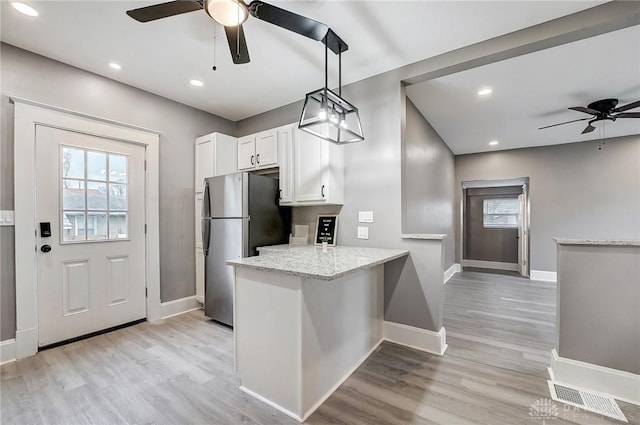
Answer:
[489,140,499,146]
[109,62,122,70]
[12,2,38,17]
[190,79,204,87]
[478,88,492,96]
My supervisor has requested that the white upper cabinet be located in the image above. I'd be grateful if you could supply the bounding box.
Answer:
[238,130,279,171]
[279,124,344,206]
[195,132,238,192]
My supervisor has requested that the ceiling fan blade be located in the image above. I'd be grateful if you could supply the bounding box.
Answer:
[538,117,590,130]
[224,24,250,64]
[612,100,640,113]
[581,124,596,134]
[248,1,328,42]
[569,106,600,115]
[614,112,640,118]
[126,0,202,22]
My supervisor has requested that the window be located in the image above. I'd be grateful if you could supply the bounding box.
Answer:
[483,198,520,228]
[61,146,129,242]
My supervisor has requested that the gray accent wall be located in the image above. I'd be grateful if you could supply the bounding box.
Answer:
[0,43,235,341]
[455,136,640,272]
[403,99,455,269]
[557,243,640,374]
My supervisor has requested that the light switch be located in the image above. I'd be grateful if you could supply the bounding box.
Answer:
[357,226,369,240]
[0,210,15,226]
[358,211,373,223]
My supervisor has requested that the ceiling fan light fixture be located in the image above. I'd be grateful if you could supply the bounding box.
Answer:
[205,0,248,26]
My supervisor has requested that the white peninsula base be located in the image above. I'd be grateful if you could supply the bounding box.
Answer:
[234,265,384,422]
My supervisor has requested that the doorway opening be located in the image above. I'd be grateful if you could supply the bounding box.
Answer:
[460,177,529,278]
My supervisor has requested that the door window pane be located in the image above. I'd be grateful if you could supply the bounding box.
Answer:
[109,213,128,239]
[87,212,108,240]
[109,154,127,183]
[87,151,107,181]
[63,180,85,210]
[483,198,520,228]
[62,212,86,242]
[61,146,130,242]
[62,147,84,179]
[109,184,127,210]
[87,182,107,210]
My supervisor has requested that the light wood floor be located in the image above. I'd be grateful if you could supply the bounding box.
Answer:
[2,271,638,424]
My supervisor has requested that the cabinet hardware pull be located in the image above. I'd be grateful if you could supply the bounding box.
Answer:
[256,153,260,164]
[251,155,254,165]
[279,189,282,200]
[321,185,325,198]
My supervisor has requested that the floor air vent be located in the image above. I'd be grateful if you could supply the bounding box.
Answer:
[548,381,628,422]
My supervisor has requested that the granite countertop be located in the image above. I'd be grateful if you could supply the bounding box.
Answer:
[227,245,409,281]
[401,234,447,240]
[554,238,640,246]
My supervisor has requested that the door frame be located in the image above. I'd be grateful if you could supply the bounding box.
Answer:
[460,177,530,277]
[12,97,161,360]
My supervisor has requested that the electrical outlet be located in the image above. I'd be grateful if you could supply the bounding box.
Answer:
[358,211,373,223]
[357,226,369,240]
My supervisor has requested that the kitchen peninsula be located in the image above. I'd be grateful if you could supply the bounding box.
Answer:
[227,245,409,422]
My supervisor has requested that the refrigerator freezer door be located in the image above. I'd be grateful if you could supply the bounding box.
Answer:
[204,218,245,326]
[207,173,248,219]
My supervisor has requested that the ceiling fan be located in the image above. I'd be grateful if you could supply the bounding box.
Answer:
[539,98,640,134]
[126,0,347,65]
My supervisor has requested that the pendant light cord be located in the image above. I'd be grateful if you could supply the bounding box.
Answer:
[212,25,217,71]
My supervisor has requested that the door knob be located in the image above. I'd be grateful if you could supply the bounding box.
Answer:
[40,245,52,253]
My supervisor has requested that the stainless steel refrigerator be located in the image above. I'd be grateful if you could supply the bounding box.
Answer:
[201,172,290,326]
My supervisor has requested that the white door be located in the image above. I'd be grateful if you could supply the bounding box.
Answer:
[195,135,214,192]
[237,136,256,170]
[278,126,294,204]
[255,130,278,168]
[35,125,147,347]
[295,130,328,202]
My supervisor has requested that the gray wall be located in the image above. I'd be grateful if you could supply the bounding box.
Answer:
[402,99,455,269]
[557,244,640,374]
[455,136,640,272]
[464,187,521,264]
[0,43,235,341]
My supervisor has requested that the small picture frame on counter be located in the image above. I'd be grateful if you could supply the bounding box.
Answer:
[315,215,338,246]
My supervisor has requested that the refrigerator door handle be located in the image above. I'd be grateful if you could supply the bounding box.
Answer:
[202,180,211,255]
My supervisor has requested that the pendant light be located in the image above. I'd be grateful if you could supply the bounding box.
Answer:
[299,30,364,145]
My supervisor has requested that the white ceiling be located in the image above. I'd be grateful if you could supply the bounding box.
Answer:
[407,25,640,155]
[0,1,604,122]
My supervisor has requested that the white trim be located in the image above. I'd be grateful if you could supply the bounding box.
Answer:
[300,339,384,422]
[0,339,16,365]
[160,296,201,319]
[531,270,557,282]
[444,263,461,284]
[12,99,161,360]
[549,349,640,406]
[239,386,302,422]
[383,322,447,356]
[196,295,204,305]
[461,259,519,271]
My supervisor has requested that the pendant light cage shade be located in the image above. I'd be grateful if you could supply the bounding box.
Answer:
[299,88,364,144]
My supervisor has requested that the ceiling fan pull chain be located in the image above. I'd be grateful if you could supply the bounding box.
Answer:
[212,24,217,71]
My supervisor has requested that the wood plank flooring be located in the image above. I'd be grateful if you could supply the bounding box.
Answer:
[2,271,638,424]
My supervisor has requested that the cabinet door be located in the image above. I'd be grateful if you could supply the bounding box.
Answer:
[195,136,214,192]
[237,136,256,170]
[278,126,294,204]
[255,131,278,168]
[214,134,239,176]
[295,129,329,202]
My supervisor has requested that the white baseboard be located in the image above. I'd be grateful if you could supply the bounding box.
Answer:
[383,321,447,356]
[196,295,204,305]
[239,386,302,422]
[160,295,201,319]
[0,339,16,365]
[444,263,461,284]
[531,270,557,282]
[461,259,519,271]
[549,349,640,406]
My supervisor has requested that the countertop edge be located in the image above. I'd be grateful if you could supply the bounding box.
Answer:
[554,238,640,246]
[401,233,447,240]
[227,249,409,281]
